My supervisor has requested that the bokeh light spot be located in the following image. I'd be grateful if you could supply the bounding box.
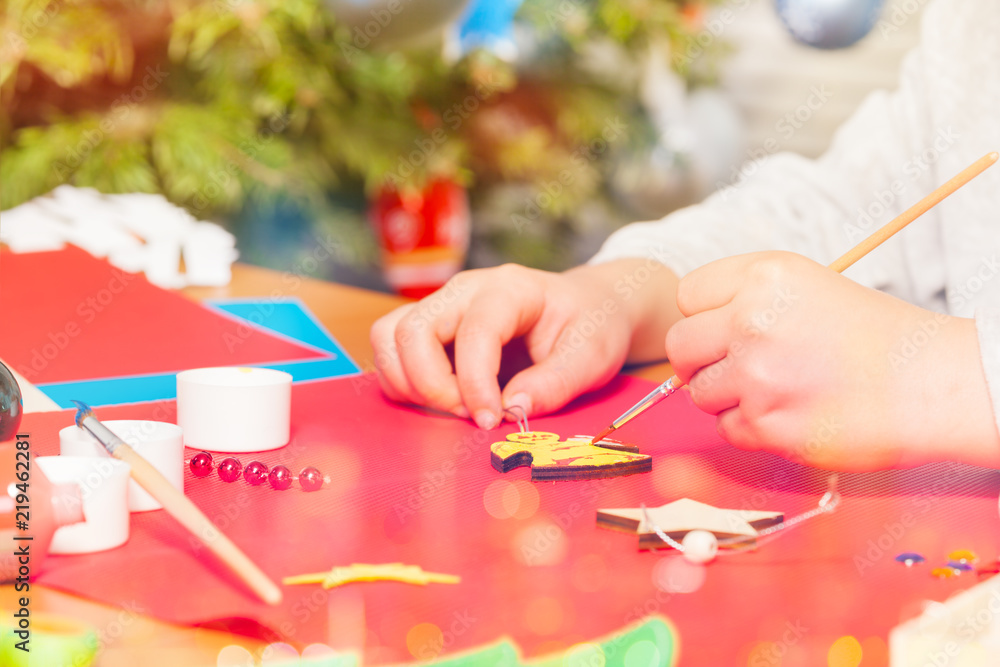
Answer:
[484,480,516,519]
[859,637,887,665]
[511,480,540,519]
[261,642,299,665]
[652,556,706,594]
[301,643,340,665]
[513,520,567,566]
[827,636,862,667]
[406,622,444,660]
[502,483,522,516]
[484,480,540,520]
[217,645,254,667]
[745,641,777,667]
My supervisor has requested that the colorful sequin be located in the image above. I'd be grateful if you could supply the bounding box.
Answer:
[947,550,978,565]
[931,567,957,579]
[895,553,925,567]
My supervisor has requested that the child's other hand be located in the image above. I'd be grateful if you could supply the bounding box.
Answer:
[665,251,999,470]
[371,259,681,430]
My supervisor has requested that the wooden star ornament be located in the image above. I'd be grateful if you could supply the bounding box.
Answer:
[490,431,652,481]
[597,498,784,550]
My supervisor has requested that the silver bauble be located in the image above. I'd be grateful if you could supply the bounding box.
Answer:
[775,0,885,49]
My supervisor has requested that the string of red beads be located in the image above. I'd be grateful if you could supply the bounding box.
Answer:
[189,451,324,491]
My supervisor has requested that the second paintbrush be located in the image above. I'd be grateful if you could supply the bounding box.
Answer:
[72,401,283,605]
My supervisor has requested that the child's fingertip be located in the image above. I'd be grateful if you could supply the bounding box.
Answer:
[474,409,498,430]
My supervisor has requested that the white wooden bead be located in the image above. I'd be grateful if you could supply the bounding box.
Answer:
[681,529,718,564]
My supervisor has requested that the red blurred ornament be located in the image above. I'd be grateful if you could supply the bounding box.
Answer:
[369,177,470,299]
[680,4,705,31]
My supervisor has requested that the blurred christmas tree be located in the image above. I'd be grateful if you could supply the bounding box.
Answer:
[1,0,724,276]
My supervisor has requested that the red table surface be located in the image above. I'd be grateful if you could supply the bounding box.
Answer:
[22,375,1000,665]
[0,247,323,384]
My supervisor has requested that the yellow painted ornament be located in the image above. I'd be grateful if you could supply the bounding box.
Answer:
[490,431,652,481]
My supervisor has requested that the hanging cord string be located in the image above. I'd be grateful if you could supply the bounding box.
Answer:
[641,475,842,555]
[502,406,529,433]
[497,408,841,557]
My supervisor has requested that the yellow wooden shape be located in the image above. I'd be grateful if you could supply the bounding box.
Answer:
[490,431,651,481]
[283,563,460,589]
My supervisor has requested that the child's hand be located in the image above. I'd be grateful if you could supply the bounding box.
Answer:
[665,251,999,470]
[370,259,682,430]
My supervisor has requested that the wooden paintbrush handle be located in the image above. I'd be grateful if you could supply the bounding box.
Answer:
[113,445,283,605]
[828,152,998,273]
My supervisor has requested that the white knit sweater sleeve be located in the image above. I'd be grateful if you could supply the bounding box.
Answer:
[589,48,941,306]
[589,0,1000,444]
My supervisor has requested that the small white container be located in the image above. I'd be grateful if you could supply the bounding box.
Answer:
[176,367,292,453]
[60,420,184,512]
[36,456,131,555]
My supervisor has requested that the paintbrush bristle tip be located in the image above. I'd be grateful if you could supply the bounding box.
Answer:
[71,400,93,426]
[590,426,613,445]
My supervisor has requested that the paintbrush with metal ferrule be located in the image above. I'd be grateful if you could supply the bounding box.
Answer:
[591,151,999,446]
[72,401,283,605]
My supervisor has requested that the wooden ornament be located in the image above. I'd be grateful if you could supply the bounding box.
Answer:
[283,563,460,589]
[597,498,784,550]
[490,431,652,481]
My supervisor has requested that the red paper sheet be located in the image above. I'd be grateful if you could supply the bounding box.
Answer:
[23,375,1000,664]
[0,247,323,384]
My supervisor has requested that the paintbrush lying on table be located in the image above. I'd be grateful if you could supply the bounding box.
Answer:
[72,401,283,605]
[591,151,999,445]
